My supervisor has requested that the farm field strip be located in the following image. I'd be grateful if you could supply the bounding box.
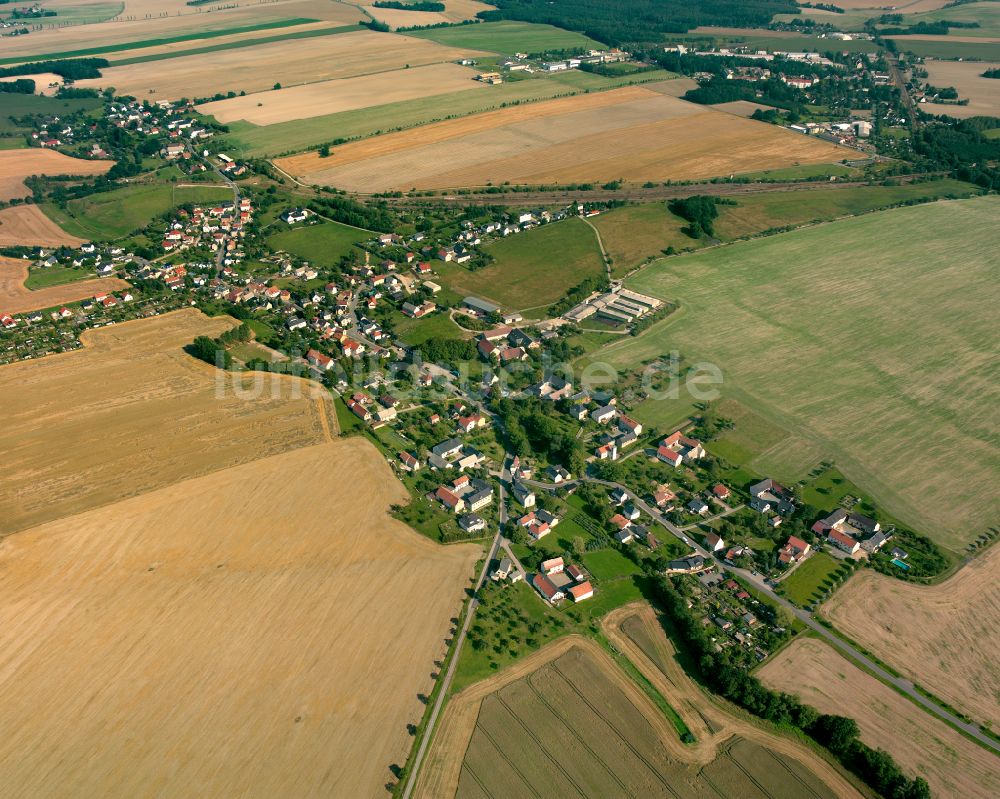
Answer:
[0,149,113,202]
[278,86,847,191]
[0,204,85,248]
[197,63,484,125]
[74,29,486,100]
[0,309,336,536]
[922,60,1000,119]
[0,0,361,62]
[0,437,479,798]
[0,256,127,315]
[608,197,1000,550]
[824,544,1000,730]
[362,0,493,29]
[759,637,1000,799]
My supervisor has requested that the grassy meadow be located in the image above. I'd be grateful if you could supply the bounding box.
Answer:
[41,183,233,241]
[266,220,369,266]
[435,217,604,312]
[590,204,697,277]
[594,197,1000,552]
[403,20,605,53]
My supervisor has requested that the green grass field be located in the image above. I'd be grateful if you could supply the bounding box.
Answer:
[266,221,369,266]
[223,68,676,157]
[582,548,643,581]
[595,197,1000,553]
[713,179,979,239]
[778,552,845,607]
[590,204,699,277]
[0,17,321,64]
[888,1,1000,39]
[435,217,604,312]
[889,37,1000,60]
[392,310,467,346]
[733,163,860,181]
[41,183,233,240]
[22,266,94,290]
[403,20,605,53]
[0,95,102,136]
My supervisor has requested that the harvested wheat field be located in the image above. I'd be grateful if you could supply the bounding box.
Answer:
[0,309,337,536]
[0,256,126,315]
[0,72,64,95]
[825,545,1000,729]
[76,29,484,99]
[923,60,1000,118]
[0,205,84,247]
[0,0,359,61]
[760,637,1000,799]
[0,149,113,202]
[416,627,859,799]
[198,62,482,125]
[0,438,479,798]
[363,0,493,29]
[278,84,847,191]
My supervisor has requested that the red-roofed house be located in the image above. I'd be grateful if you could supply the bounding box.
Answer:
[568,581,594,602]
[778,535,810,565]
[533,573,564,603]
[399,451,421,472]
[712,484,730,500]
[657,445,683,467]
[541,556,564,575]
[706,531,725,552]
[827,528,860,554]
[435,486,465,513]
[306,349,334,371]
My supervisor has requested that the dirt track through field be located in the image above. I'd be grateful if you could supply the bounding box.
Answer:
[0,150,113,202]
[0,438,479,798]
[759,637,1000,799]
[76,29,486,100]
[198,62,483,125]
[0,256,127,315]
[825,545,1000,729]
[0,205,84,248]
[279,86,847,190]
[0,309,337,536]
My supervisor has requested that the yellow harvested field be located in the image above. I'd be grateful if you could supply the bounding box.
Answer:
[278,85,847,191]
[759,637,1000,799]
[198,62,483,125]
[0,72,63,95]
[0,309,337,536]
[923,59,1000,118]
[363,0,493,29]
[0,204,84,247]
[76,29,485,100]
[0,149,113,202]
[0,438,479,798]
[0,0,361,60]
[825,545,1000,729]
[712,99,780,117]
[0,256,126,315]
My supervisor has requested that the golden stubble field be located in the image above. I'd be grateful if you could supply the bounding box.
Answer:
[0,205,85,248]
[0,439,479,798]
[417,610,861,799]
[197,62,483,125]
[0,256,127,315]
[759,637,1000,799]
[923,60,1000,118]
[76,29,484,99]
[825,545,1000,730]
[278,84,847,191]
[0,309,335,535]
[363,0,493,29]
[0,150,113,202]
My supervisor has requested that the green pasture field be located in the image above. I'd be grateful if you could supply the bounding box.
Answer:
[888,1,1000,39]
[778,552,845,607]
[597,197,1000,553]
[434,217,604,312]
[889,37,1000,60]
[582,548,643,581]
[223,68,677,157]
[41,183,232,240]
[712,178,980,239]
[0,95,102,136]
[589,203,700,277]
[392,310,468,346]
[732,163,860,181]
[266,220,369,266]
[403,20,605,53]
[0,17,319,64]
[22,265,94,290]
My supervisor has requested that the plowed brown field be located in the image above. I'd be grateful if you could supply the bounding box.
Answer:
[278,85,847,191]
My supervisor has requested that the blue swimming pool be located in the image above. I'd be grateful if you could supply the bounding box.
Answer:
[891,558,910,570]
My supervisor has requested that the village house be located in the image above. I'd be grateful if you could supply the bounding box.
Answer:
[568,581,594,602]
[656,430,705,467]
[398,451,421,472]
[778,535,810,565]
[748,478,796,516]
